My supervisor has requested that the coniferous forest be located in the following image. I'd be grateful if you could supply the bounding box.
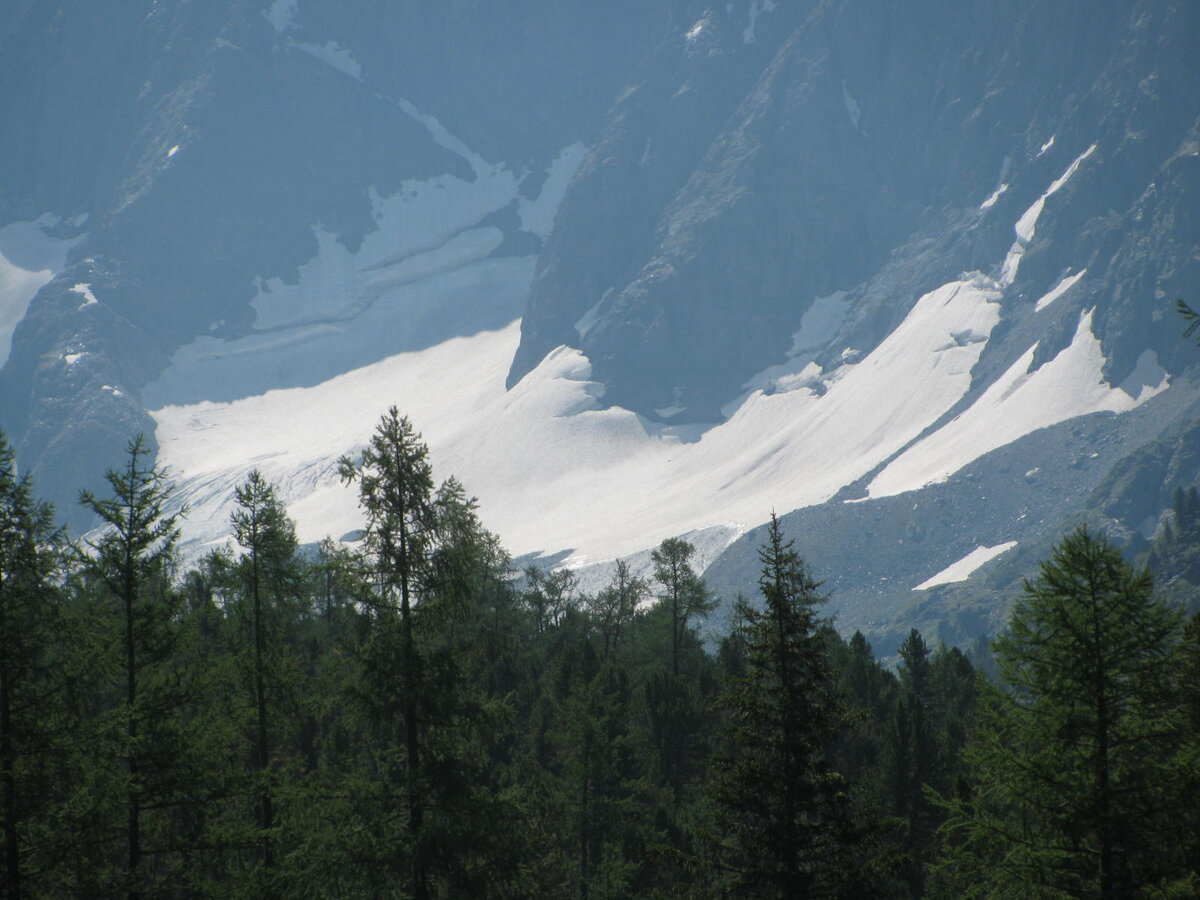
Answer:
[1,408,1198,899]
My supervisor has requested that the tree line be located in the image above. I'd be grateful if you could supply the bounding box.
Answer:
[0,408,1197,898]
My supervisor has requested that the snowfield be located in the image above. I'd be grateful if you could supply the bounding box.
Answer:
[154,271,1006,566]
[148,136,1169,576]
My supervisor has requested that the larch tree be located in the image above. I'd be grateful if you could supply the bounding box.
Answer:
[79,435,187,899]
[230,470,301,877]
[933,526,1195,898]
[338,407,438,900]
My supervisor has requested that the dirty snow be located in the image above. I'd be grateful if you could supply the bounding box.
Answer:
[145,139,578,407]
[914,541,1017,590]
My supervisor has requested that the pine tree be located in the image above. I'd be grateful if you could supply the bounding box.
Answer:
[707,514,874,898]
[933,526,1195,897]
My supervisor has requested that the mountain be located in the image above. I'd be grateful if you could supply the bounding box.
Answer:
[1,0,1197,653]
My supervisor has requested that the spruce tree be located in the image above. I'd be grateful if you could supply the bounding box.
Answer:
[933,526,1195,897]
[707,514,873,898]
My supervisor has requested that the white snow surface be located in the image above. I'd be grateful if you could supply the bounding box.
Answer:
[145,129,1165,574]
[979,184,1008,210]
[1035,269,1086,312]
[154,271,1008,565]
[0,215,85,366]
[71,283,99,307]
[1001,144,1096,286]
[869,310,1169,499]
[914,542,1017,590]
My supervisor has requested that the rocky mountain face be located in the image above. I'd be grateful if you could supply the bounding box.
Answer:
[1,0,1197,651]
[0,0,672,525]
[514,0,1199,422]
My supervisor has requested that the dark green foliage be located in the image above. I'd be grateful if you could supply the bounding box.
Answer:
[1177,298,1200,343]
[79,434,209,897]
[706,514,882,898]
[932,527,1197,897]
[0,432,73,898]
[4,409,1196,897]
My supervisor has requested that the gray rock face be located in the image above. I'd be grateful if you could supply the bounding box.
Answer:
[0,0,669,526]
[512,0,1199,423]
[1,0,1196,650]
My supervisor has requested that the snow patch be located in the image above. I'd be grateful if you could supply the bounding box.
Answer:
[145,193,525,407]
[71,282,99,307]
[265,0,297,33]
[980,184,1008,210]
[167,145,180,158]
[64,352,83,366]
[1037,135,1056,157]
[391,95,491,178]
[741,290,851,396]
[1001,144,1096,286]
[685,18,710,43]
[575,288,611,341]
[914,542,1017,590]
[518,142,586,238]
[294,41,362,80]
[869,309,1168,498]
[0,215,86,366]
[1034,269,1085,311]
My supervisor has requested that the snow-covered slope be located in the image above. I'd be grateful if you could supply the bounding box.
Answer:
[151,211,1166,572]
[3,0,1197,652]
